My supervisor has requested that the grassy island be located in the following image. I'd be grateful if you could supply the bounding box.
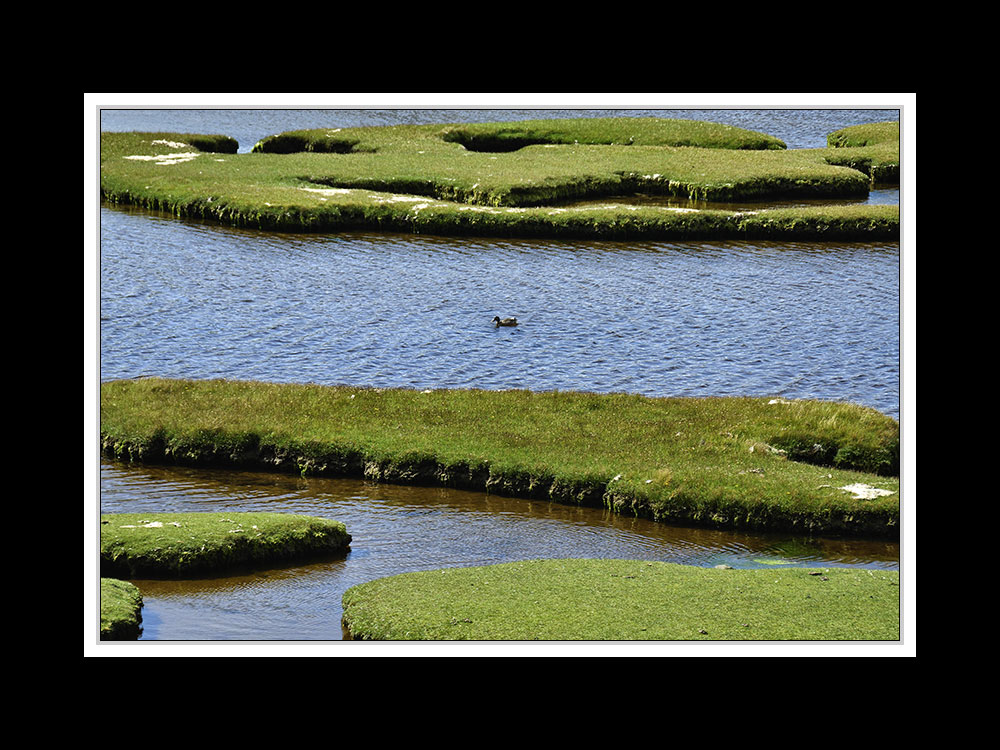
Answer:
[100,511,352,578]
[100,378,900,538]
[100,577,144,640]
[341,559,900,641]
[99,118,899,240]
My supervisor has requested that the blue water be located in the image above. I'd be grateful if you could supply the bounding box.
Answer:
[99,210,899,419]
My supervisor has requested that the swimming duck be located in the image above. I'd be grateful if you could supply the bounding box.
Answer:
[492,316,518,327]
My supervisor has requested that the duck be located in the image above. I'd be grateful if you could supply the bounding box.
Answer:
[492,316,518,327]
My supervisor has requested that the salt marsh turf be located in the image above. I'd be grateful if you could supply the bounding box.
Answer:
[100,378,899,538]
[99,118,898,240]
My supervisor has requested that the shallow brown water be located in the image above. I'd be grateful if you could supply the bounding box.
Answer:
[99,460,899,641]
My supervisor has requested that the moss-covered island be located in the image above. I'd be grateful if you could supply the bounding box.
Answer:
[99,118,899,240]
[100,511,352,579]
[341,559,900,641]
[100,378,900,538]
[100,577,144,640]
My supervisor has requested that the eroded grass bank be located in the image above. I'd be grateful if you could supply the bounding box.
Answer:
[99,118,899,240]
[100,378,900,537]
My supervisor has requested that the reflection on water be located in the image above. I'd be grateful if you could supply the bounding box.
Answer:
[100,461,899,641]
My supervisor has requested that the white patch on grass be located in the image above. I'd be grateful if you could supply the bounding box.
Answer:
[300,187,354,196]
[124,152,201,165]
[364,194,438,205]
[840,483,895,499]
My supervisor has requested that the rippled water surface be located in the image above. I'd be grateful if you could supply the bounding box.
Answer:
[94,107,903,642]
[100,211,899,417]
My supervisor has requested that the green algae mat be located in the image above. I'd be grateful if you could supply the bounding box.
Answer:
[99,117,899,240]
[100,378,900,538]
[341,559,900,641]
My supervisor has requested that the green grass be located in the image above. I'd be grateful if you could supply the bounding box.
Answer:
[340,559,900,641]
[827,121,900,148]
[822,121,900,182]
[100,511,352,578]
[99,117,898,239]
[100,378,900,537]
[100,577,144,640]
[250,117,789,154]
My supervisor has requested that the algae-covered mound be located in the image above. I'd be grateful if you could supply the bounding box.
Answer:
[99,117,899,240]
[100,577,144,640]
[100,511,352,578]
[341,559,900,641]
